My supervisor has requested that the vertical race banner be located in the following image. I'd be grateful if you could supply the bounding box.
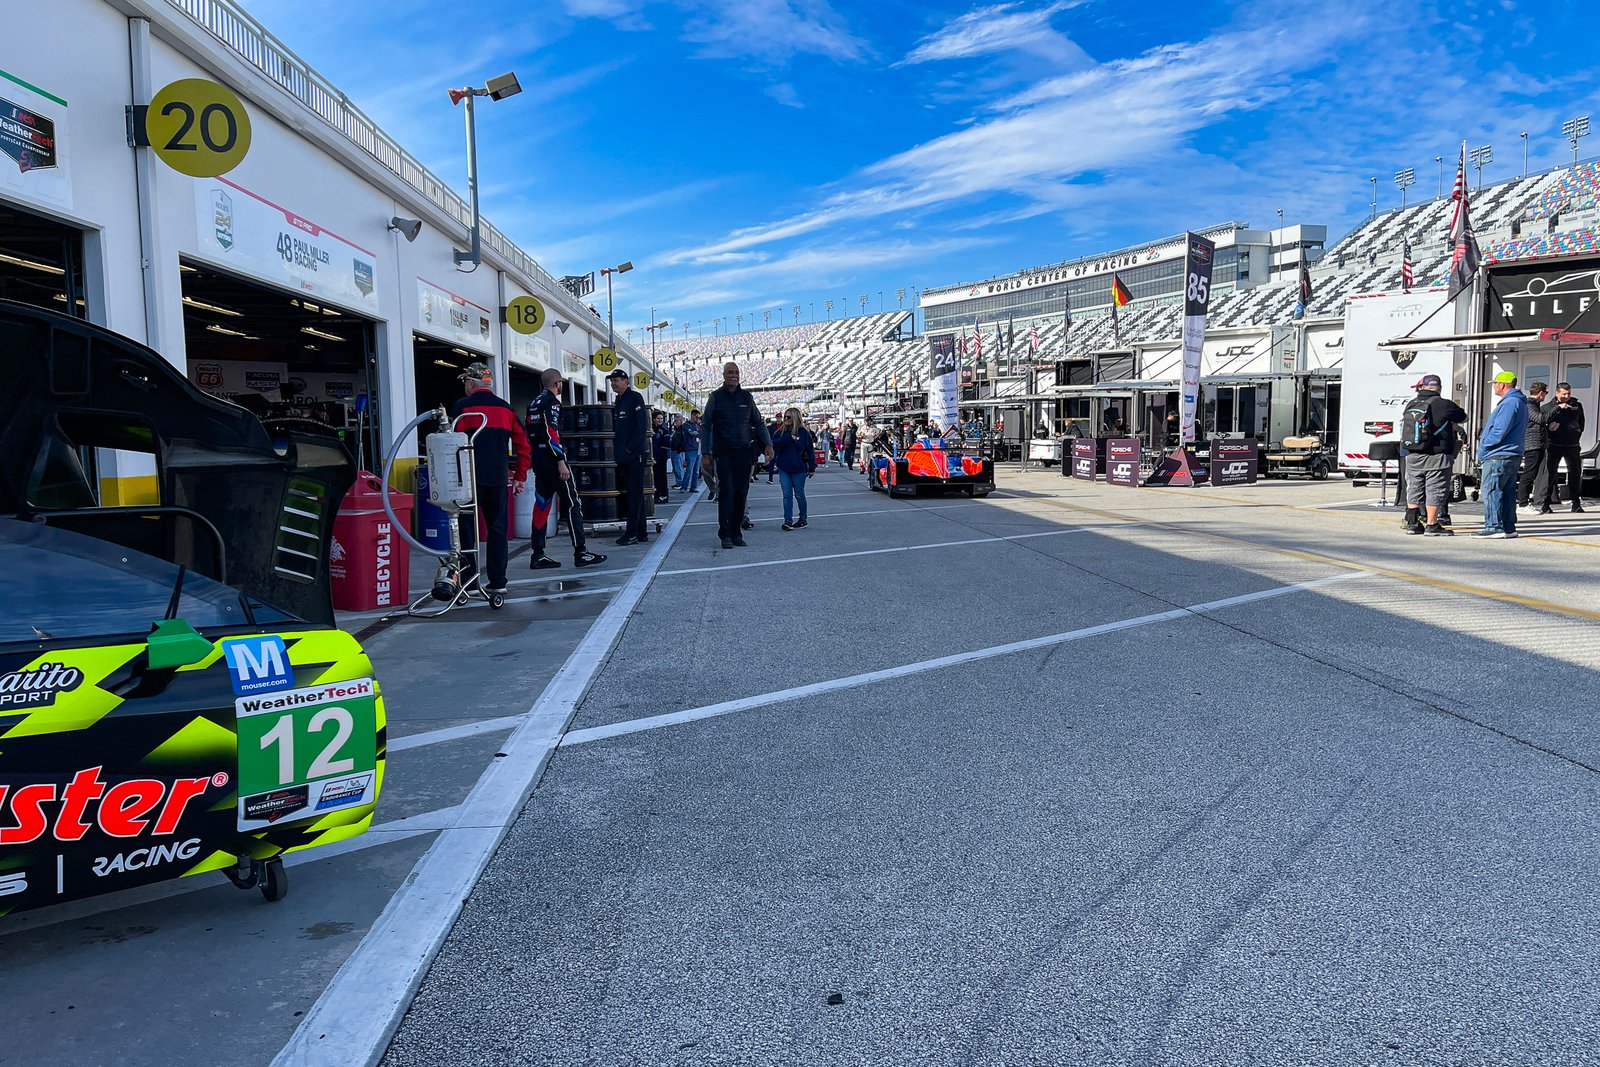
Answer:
[1150,232,1215,486]
[928,334,958,431]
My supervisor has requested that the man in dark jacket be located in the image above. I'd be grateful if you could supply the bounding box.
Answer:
[652,411,672,504]
[702,362,773,548]
[525,367,606,570]
[1518,381,1549,510]
[609,369,649,545]
[1400,373,1467,536]
[449,362,530,594]
[1543,381,1586,513]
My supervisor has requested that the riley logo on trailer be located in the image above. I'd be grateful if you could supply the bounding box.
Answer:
[0,662,85,709]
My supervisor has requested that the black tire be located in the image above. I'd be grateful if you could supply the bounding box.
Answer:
[260,859,287,903]
[488,592,506,610]
[1310,459,1329,480]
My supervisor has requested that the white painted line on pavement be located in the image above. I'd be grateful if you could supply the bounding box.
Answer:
[0,805,466,938]
[685,501,981,526]
[659,525,1136,577]
[563,571,1371,747]
[387,716,524,753]
[270,477,702,1067]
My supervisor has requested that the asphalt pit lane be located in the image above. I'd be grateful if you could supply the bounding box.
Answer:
[300,921,355,940]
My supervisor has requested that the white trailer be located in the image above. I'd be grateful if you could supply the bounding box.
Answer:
[1337,288,1460,479]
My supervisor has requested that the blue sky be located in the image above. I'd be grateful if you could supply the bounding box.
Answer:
[246,0,1597,343]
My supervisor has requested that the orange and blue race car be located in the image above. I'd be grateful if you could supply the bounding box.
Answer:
[866,433,995,498]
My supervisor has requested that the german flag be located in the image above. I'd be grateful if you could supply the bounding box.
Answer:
[1111,274,1132,307]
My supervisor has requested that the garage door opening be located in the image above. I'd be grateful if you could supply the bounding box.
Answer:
[180,260,380,468]
[0,200,86,317]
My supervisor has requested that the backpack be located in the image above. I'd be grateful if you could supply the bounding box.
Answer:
[1401,396,1443,453]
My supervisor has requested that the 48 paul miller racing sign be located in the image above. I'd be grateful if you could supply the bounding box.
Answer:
[0,629,385,915]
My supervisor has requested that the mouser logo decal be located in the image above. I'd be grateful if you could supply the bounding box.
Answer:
[220,635,292,696]
[0,662,85,709]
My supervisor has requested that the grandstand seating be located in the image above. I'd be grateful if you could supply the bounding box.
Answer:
[661,161,1600,413]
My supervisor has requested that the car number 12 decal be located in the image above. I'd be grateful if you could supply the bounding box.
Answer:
[234,678,378,829]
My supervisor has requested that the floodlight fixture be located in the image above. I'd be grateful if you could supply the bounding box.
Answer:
[1394,167,1415,209]
[448,72,523,269]
[1563,115,1590,165]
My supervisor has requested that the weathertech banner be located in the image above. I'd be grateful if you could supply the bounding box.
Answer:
[928,334,958,430]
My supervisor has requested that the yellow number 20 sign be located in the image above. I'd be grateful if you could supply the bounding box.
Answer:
[144,79,252,178]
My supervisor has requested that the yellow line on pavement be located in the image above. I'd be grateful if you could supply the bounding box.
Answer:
[1031,495,1600,623]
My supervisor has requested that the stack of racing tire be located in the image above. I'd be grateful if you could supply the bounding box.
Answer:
[559,404,655,525]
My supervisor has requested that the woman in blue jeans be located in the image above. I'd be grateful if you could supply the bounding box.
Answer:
[771,407,816,530]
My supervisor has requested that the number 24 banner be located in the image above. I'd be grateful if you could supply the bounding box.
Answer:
[234,679,379,830]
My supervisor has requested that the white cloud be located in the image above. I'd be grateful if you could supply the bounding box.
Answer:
[561,0,864,64]
[901,1,1090,67]
[666,17,1349,265]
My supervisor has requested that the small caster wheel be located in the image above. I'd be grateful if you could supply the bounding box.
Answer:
[260,858,287,902]
[488,591,506,610]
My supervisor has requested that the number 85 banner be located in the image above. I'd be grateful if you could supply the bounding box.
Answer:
[234,679,379,830]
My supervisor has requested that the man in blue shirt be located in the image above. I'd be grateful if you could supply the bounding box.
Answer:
[1474,370,1528,539]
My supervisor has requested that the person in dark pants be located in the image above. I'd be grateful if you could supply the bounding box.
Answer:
[1543,382,1586,513]
[1518,381,1549,511]
[652,411,672,503]
[525,367,607,570]
[449,362,530,595]
[702,361,772,549]
[609,369,649,544]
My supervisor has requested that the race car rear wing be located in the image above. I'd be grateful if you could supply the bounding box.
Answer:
[0,300,354,626]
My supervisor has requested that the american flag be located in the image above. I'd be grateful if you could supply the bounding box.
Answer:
[972,318,982,359]
[1029,323,1040,355]
[1447,142,1481,300]
[1401,237,1413,292]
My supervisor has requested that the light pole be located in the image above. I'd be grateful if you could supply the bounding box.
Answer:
[824,299,833,319]
[1564,115,1591,165]
[446,72,521,269]
[1394,167,1415,209]
[1434,155,1444,199]
[896,287,906,309]
[645,316,670,364]
[1520,131,1528,177]
[599,260,632,351]
[1469,144,1493,191]
[1369,176,1378,220]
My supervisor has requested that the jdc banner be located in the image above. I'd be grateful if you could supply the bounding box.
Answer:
[1071,437,1097,480]
[927,334,958,431]
[1209,438,1258,486]
[1105,438,1141,486]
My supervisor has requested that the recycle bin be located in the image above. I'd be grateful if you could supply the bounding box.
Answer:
[331,472,413,612]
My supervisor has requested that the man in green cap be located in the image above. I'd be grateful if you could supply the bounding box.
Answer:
[1474,370,1527,539]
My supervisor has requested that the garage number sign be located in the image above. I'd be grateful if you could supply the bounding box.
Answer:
[504,295,545,335]
[593,347,618,371]
[633,371,650,390]
[234,678,379,830]
[144,79,251,178]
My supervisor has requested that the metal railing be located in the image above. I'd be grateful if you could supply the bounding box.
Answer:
[160,0,668,379]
